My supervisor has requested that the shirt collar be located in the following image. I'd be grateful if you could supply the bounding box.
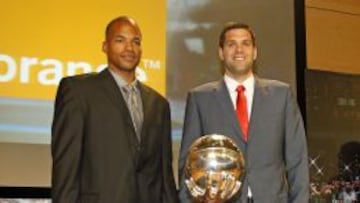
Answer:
[223,73,255,92]
[108,68,138,89]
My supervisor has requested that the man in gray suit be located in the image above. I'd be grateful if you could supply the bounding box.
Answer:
[178,22,309,203]
[51,16,179,203]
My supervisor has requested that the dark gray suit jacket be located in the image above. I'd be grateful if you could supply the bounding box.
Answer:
[178,78,309,203]
[51,68,179,203]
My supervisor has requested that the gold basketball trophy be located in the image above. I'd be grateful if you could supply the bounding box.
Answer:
[184,134,245,203]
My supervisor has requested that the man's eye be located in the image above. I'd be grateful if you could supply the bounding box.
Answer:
[133,40,141,46]
[226,42,235,47]
[243,41,252,46]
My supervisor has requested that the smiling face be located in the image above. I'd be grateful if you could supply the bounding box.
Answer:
[102,19,142,75]
[219,28,257,80]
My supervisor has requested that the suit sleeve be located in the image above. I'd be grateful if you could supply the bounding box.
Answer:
[51,78,84,203]
[178,92,203,203]
[284,88,310,203]
[162,101,180,203]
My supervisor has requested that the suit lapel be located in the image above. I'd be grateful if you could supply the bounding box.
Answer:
[138,83,153,143]
[98,69,131,119]
[248,77,268,144]
[214,80,247,143]
[97,69,140,164]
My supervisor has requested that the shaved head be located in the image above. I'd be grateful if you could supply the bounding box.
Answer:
[105,16,141,41]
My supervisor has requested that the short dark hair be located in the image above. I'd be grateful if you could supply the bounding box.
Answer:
[219,22,256,48]
[105,16,140,40]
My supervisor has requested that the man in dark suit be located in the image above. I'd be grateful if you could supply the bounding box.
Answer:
[178,22,309,203]
[51,16,179,203]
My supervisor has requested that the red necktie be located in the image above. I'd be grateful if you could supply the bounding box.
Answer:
[236,85,249,141]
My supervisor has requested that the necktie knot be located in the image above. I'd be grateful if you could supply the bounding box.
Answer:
[236,85,245,93]
[123,84,137,94]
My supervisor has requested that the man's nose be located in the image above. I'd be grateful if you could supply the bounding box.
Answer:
[125,41,134,51]
[235,44,244,52]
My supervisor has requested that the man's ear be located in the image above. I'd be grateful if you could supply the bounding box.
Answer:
[102,41,108,53]
[218,47,224,60]
[253,47,258,60]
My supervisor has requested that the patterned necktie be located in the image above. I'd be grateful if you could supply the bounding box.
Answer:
[122,84,143,141]
[236,85,249,142]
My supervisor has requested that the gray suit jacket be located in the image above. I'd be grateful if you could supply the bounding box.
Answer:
[178,78,309,203]
[51,69,179,203]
